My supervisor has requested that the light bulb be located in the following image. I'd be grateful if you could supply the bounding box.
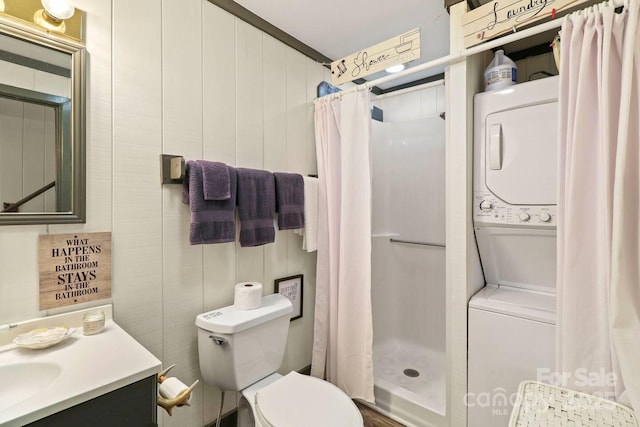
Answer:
[41,0,75,20]
[385,64,406,74]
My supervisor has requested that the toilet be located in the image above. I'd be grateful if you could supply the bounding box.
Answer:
[196,294,363,427]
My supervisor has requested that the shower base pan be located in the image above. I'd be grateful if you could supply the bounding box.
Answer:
[373,340,446,427]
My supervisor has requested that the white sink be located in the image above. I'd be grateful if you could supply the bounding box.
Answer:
[0,362,62,412]
[0,305,161,427]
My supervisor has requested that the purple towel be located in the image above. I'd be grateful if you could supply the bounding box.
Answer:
[185,161,236,244]
[273,172,305,230]
[236,168,276,247]
[198,160,230,200]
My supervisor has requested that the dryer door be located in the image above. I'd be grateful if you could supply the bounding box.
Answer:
[485,101,558,205]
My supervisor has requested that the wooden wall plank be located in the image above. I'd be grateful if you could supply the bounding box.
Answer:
[161,0,205,425]
[22,103,45,212]
[203,4,237,166]
[263,35,288,174]
[44,107,56,212]
[235,20,265,285]
[305,58,323,175]
[285,48,307,174]
[56,0,114,233]
[262,33,288,298]
[236,21,264,169]
[202,4,240,421]
[112,0,163,359]
[0,99,24,209]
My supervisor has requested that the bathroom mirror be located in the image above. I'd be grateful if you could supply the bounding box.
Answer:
[0,17,85,225]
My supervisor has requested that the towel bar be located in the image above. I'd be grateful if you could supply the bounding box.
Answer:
[389,238,445,248]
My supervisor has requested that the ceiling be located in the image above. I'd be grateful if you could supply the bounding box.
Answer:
[233,0,451,90]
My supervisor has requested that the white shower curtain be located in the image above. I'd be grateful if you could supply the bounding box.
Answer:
[311,89,375,403]
[557,0,640,412]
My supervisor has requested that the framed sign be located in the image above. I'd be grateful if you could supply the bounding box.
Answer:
[461,0,589,48]
[275,274,303,321]
[331,28,421,85]
[39,232,112,309]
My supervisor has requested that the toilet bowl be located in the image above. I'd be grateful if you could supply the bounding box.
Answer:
[196,294,362,426]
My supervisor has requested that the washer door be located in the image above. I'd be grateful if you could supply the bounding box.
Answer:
[468,298,555,427]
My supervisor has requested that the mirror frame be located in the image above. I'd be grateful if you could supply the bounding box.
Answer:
[0,16,85,225]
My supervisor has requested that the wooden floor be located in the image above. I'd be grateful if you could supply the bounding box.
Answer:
[355,401,406,427]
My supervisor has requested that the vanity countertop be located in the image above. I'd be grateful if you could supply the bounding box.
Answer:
[0,305,161,427]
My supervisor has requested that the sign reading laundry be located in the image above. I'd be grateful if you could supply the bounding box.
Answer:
[331,28,421,85]
[39,232,112,309]
[462,0,589,48]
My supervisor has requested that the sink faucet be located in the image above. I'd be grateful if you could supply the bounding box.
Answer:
[0,324,17,332]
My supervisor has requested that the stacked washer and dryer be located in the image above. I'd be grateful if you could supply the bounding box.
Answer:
[468,76,559,427]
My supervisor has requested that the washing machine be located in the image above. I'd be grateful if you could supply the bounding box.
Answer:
[468,76,559,427]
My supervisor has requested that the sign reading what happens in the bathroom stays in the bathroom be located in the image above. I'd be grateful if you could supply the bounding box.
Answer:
[331,28,421,85]
[39,232,112,309]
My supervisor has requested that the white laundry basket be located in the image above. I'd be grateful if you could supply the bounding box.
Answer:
[509,381,638,427]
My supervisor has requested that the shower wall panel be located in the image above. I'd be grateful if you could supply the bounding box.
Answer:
[372,112,446,352]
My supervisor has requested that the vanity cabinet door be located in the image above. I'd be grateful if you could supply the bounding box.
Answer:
[26,376,157,427]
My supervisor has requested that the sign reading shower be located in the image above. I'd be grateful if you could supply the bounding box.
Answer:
[462,0,589,48]
[331,28,421,85]
[39,232,112,309]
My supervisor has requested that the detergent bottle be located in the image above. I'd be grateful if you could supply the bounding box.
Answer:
[484,49,517,91]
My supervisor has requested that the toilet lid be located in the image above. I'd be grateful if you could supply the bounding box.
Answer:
[255,372,363,427]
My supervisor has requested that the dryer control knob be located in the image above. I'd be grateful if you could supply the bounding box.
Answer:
[519,213,531,222]
[539,212,552,222]
[479,200,492,212]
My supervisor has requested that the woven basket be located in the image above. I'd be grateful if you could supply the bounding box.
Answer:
[510,381,638,427]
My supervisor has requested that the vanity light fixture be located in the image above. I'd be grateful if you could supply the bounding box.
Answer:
[385,63,406,74]
[33,0,75,33]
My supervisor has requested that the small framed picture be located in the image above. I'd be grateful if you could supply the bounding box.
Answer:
[275,274,303,321]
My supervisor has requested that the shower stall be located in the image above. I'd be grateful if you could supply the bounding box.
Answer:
[370,84,447,426]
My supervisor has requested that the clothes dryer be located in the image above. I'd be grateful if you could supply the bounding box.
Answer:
[468,76,559,427]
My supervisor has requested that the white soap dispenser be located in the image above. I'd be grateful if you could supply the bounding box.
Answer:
[484,49,517,91]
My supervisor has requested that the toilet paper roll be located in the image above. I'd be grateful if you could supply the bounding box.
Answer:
[234,282,263,310]
[159,377,192,404]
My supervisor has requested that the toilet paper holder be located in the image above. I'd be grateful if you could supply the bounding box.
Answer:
[157,364,199,416]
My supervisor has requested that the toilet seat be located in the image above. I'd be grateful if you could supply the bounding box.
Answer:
[254,372,363,427]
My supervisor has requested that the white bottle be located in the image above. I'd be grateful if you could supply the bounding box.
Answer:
[484,49,517,91]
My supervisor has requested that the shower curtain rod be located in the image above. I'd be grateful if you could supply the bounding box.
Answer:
[319,0,624,100]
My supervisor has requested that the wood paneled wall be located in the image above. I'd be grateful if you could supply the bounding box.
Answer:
[0,1,326,426]
[112,2,326,426]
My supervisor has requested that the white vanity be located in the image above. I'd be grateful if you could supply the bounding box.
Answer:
[0,305,161,426]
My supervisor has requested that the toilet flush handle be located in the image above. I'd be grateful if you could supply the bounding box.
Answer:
[209,335,228,346]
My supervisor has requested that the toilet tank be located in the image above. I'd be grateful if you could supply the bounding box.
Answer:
[196,294,292,391]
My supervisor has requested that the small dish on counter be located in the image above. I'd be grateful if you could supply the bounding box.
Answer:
[13,326,75,350]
